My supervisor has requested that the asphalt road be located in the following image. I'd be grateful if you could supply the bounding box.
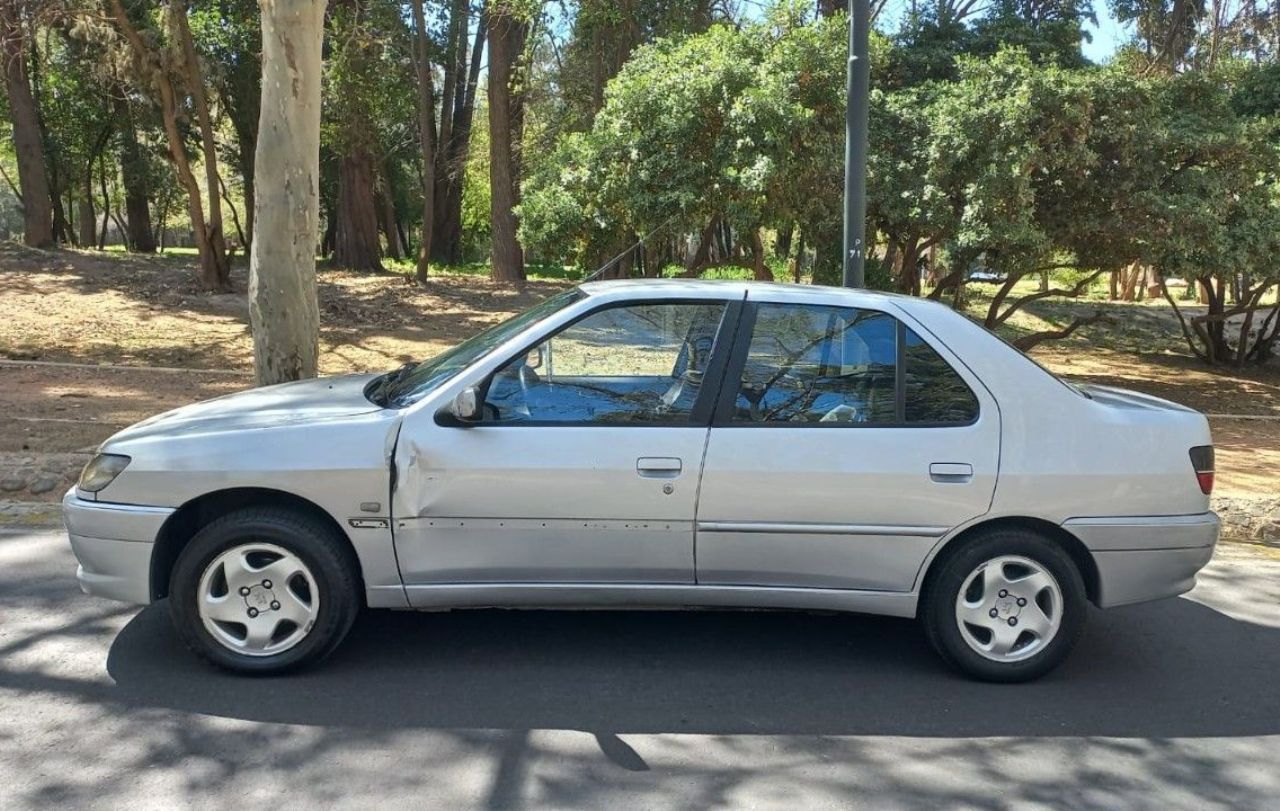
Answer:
[1,529,1278,810]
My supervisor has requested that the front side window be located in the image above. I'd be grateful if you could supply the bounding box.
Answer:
[483,301,727,424]
[384,289,583,407]
[729,303,977,426]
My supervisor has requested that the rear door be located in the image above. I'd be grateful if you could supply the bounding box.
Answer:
[694,296,1000,592]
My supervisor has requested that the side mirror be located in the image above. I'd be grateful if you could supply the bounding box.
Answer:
[451,385,481,422]
[525,344,544,370]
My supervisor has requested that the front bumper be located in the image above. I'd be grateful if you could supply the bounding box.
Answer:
[62,489,174,605]
[1063,512,1220,608]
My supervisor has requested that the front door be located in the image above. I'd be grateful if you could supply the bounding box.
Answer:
[392,298,737,590]
[695,298,999,592]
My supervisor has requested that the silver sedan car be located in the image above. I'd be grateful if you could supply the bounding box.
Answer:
[64,281,1220,681]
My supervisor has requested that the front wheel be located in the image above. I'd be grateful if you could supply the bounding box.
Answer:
[921,529,1087,682]
[169,507,361,674]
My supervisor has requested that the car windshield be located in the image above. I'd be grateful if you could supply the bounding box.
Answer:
[374,289,584,408]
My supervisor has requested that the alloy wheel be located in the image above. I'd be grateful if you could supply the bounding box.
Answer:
[954,554,1063,663]
[196,542,320,657]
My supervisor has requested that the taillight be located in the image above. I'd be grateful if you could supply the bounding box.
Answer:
[1189,445,1215,495]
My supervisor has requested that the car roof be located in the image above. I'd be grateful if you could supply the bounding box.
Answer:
[577,278,914,309]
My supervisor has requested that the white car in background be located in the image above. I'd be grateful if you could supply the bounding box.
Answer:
[63,280,1219,681]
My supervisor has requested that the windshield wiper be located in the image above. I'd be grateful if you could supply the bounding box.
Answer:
[365,362,420,407]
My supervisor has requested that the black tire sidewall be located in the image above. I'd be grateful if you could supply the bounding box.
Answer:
[168,509,359,674]
[924,530,1087,683]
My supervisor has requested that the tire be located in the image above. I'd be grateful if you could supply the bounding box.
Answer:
[921,528,1087,683]
[168,506,361,674]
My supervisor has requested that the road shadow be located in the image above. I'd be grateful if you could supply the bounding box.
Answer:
[101,595,1280,739]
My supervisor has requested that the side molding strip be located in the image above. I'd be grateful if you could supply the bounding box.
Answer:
[697,521,948,537]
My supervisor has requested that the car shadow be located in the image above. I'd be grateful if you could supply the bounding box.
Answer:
[104,594,1280,739]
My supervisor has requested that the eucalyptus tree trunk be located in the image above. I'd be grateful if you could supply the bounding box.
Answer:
[249,0,324,386]
[487,6,527,284]
[0,1,53,247]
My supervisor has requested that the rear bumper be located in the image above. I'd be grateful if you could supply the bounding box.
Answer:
[1063,512,1220,608]
[62,489,173,605]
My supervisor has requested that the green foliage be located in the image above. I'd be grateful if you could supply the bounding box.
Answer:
[521,12,857,266]
[323,1,414,155]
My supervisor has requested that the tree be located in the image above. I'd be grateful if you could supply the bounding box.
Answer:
[522,14,846,280]
[0,0,54,247]
[324,0,398,273]
[105,0,231,291]
[410,0,435,280]
[249,0,325,385]
[31,25,113,250]
[1142,70,1280,364]
[115,94,156,252]
[430,0,486,265]
[191,0,261,253]
[487,1,531,283]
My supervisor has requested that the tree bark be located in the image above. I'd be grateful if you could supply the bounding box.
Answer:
[750,228,773,281]
[378,177,403,261]
[116,96,155,253]
[97,151,110,249]
[0,1,53,247]
[77,193,94,248]
[411,0,436,280]
[487,5,527,284]
[333,149,384,272]
[249,0,324,386]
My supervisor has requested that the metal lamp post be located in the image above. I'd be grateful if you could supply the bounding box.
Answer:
[842,0,870,288]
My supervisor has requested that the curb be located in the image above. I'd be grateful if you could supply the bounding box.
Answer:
[0,501,63,529]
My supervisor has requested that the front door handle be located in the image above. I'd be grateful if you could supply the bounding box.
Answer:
[930,462,974,483]
[637,457,682,478]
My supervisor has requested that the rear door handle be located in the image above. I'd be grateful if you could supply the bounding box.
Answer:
[637,457,682,478]
[930,463,974,483]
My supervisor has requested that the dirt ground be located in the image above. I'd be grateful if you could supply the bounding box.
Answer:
[2,244,1277,501]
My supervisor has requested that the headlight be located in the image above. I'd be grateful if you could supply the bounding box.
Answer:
[78,454,132,493]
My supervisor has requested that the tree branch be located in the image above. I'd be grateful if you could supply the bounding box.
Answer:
[1012,311,1106,351]
[994,268,1105,327]
[1160,277,1210,362]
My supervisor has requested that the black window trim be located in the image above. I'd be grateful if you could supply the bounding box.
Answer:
[436,296,746,429]
[710,300,981,429]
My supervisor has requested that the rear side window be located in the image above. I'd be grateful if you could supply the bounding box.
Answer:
[732,304,898,424]
[904,327,979,424]
[726,302,978,426]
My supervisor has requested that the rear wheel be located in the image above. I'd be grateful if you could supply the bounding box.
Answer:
[169,507,360,674]
[922,528,1087,682]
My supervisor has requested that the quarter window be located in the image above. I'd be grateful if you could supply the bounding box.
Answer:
[728,303,977,426]
[483,302,727,424]
[904,327,979,423]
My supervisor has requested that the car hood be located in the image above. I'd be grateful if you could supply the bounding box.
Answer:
[103,373,384,447]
